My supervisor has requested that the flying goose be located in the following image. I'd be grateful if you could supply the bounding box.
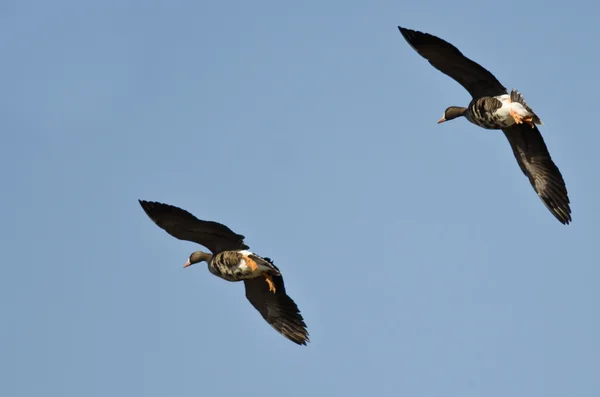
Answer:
[398,26,571,224]
[138,200,309,345]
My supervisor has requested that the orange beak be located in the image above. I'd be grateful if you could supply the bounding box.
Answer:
[437,117,446,124]
[183,260,192,268]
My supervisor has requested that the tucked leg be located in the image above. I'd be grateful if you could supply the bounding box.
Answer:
[244,256,258,271]
[523,116,536,128]
[264,273,277,293]
[510,109,523,125]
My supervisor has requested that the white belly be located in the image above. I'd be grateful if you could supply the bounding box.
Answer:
[496,94,531,124]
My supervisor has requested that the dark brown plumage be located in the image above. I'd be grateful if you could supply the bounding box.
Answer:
[398,27,506,99]
[244,262,309,345]
[139,200,309,345]
[398,26,571,224]
[139,200,248,253]
[502,125,571,224]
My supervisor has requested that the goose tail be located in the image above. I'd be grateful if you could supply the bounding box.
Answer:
[510,89,543,125]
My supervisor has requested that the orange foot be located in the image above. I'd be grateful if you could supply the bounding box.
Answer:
[264,273,277,294]
[510,109,523,125]
[523,116,536,128]
[244,256,258,271]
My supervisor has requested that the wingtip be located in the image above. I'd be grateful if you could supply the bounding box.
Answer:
[284,329,310,346]
[138,200,168,218]
[138,200,156,220]
[139,200,168,210]
[396,26,422,51]
[138,199,154,212]
[559,212,572,225]
[541,197,572,225]
[553,211,570,225]
[557,206,572,225]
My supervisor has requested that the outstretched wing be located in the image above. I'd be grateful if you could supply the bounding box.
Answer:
[138,200,249,253]
[501,125,571,224]
[244,267,309,346]
[398,26,507,98]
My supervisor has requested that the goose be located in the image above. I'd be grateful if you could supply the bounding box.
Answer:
[138,200,309,345]
[398,26,571,224]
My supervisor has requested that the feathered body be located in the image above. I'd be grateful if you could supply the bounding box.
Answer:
[208,250,281,282]
[466,90,543,129]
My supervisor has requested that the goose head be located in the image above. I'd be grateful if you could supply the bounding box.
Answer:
[184,251,213,268]
[438,106,467,124]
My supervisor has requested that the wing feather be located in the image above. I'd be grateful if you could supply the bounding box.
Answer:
[138,200,249,253]
[244,264,309,346]
[398,26,507,98]
[501,125,571,224]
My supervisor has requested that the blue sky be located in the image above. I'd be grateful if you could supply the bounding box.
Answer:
[2,1,599,396]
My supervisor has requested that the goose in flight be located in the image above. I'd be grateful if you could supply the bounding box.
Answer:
[139,200,309,345]
[398,26,571,224]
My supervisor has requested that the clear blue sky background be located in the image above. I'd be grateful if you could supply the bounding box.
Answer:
[2,1,598,396]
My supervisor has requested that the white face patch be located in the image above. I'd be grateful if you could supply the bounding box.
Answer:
[238,250,253,256]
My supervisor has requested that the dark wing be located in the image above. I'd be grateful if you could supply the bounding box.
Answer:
[138,200,249,253]
[501,125,571,224]
[244,270,309,346]
[398,26,507,98]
